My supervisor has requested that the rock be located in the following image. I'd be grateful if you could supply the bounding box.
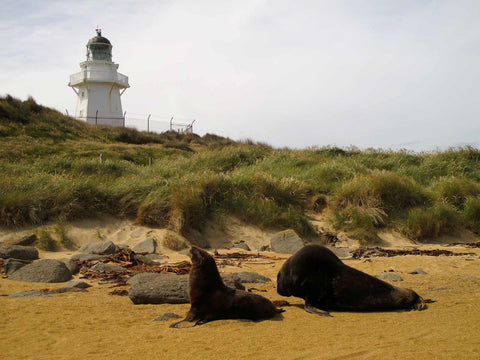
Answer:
[232,241,250,251]
[90,262,126,272]
[47,287,87,294]
[3,258,31,274]
[116,243,131,251]
[67,280,92,289]
[133,238,157,254]
[135,253,166,265]
[270,229,304,254]
[327,246,351,259]
[152,313,182,321]
[128,272,246,305]
[0,245,39,261]
[58,258,79,275]
[375,272,403,282]
[221,274,246,290]
[70,253,104,261]
[9,259,72,283]
[11,234,38,246]
[78,241,118,255]
[410,269,428,275]
[230,272,271,284]
[128,273,189,305]
[257,244,271,252]
[9,290,50,298]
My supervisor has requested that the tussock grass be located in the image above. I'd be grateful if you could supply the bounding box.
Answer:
[404,204,461,241]
[1,95,480,244]
[37,229,58,251]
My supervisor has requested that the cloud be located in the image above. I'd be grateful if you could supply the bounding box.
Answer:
[1,0,479,151]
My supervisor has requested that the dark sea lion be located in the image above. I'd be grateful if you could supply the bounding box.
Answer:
[277,245,426,315]
[170,246,283,328]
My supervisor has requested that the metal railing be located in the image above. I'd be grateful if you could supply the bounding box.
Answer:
[69,70,129,87]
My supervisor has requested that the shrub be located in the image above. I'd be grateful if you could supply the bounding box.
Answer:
[37,229,58,251]
[463,197,480,234]
[162,232,189,251]
[334,170,430,213]
[54,221,77,250]
[404,204,461,241]
[431,176,480,209]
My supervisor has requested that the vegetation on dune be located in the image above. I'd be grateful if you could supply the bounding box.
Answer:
[1,95,480,243]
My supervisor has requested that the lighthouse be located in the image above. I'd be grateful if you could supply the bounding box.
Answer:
[68,29,129,127]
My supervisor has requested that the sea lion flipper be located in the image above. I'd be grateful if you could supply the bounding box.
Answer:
[169,320,199,329]
[412,296,428,311]
[304,303,332,317]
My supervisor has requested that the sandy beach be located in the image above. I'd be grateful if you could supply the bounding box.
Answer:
[1,219,479,360]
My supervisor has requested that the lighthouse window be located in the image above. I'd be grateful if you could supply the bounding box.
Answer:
[81,91,85,98]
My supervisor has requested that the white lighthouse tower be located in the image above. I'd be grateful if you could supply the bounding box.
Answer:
[68,29,129,126]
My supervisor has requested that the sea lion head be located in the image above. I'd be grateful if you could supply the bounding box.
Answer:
[277,259,296,297]
[189,246,217,268]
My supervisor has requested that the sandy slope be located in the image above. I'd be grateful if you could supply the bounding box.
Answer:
[1,219,479,360]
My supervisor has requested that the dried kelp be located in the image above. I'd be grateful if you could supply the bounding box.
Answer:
[351,247,476,260]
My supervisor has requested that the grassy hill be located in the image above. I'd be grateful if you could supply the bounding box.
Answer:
[1,95,480,244]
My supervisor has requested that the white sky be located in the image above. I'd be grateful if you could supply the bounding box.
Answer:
[1,0,479,151]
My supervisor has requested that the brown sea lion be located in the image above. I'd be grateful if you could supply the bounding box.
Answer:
[170,246,283,328]
[277,245,426,315]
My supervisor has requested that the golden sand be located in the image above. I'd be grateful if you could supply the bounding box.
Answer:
[1,247,479,360]
[1,218,479,359]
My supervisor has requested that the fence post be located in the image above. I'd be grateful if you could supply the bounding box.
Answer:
[99,153,103,163]
[95,110,98,125]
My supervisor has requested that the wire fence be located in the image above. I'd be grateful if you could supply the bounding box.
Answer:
[66,110,195,134]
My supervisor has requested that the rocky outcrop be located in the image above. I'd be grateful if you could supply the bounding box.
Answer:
[270,229,304,254]
[8,259,72,283]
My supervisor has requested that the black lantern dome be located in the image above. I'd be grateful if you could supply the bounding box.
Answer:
[86,29,112,61]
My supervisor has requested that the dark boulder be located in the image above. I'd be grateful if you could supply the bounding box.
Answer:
[230,272,271,284]
[3,258,31,274]
[128,272,246,305]
[11,234,38,246]
[128,273,189,305]
[90,262,126,272]
[133,238,157,254]
[78,241,118,255]
[270,229,304,254]
[0,245,39,261]
[9,259,72,283]
[70,253,104,262]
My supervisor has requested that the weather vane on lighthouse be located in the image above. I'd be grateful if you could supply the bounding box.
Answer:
[68,29,129,127]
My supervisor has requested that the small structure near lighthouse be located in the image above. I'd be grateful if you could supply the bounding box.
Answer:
[68,29,129,126]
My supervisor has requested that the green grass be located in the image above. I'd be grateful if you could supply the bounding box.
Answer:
[1,95,480,243]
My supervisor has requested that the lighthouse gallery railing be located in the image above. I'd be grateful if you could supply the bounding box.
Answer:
[69,70,129,87]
